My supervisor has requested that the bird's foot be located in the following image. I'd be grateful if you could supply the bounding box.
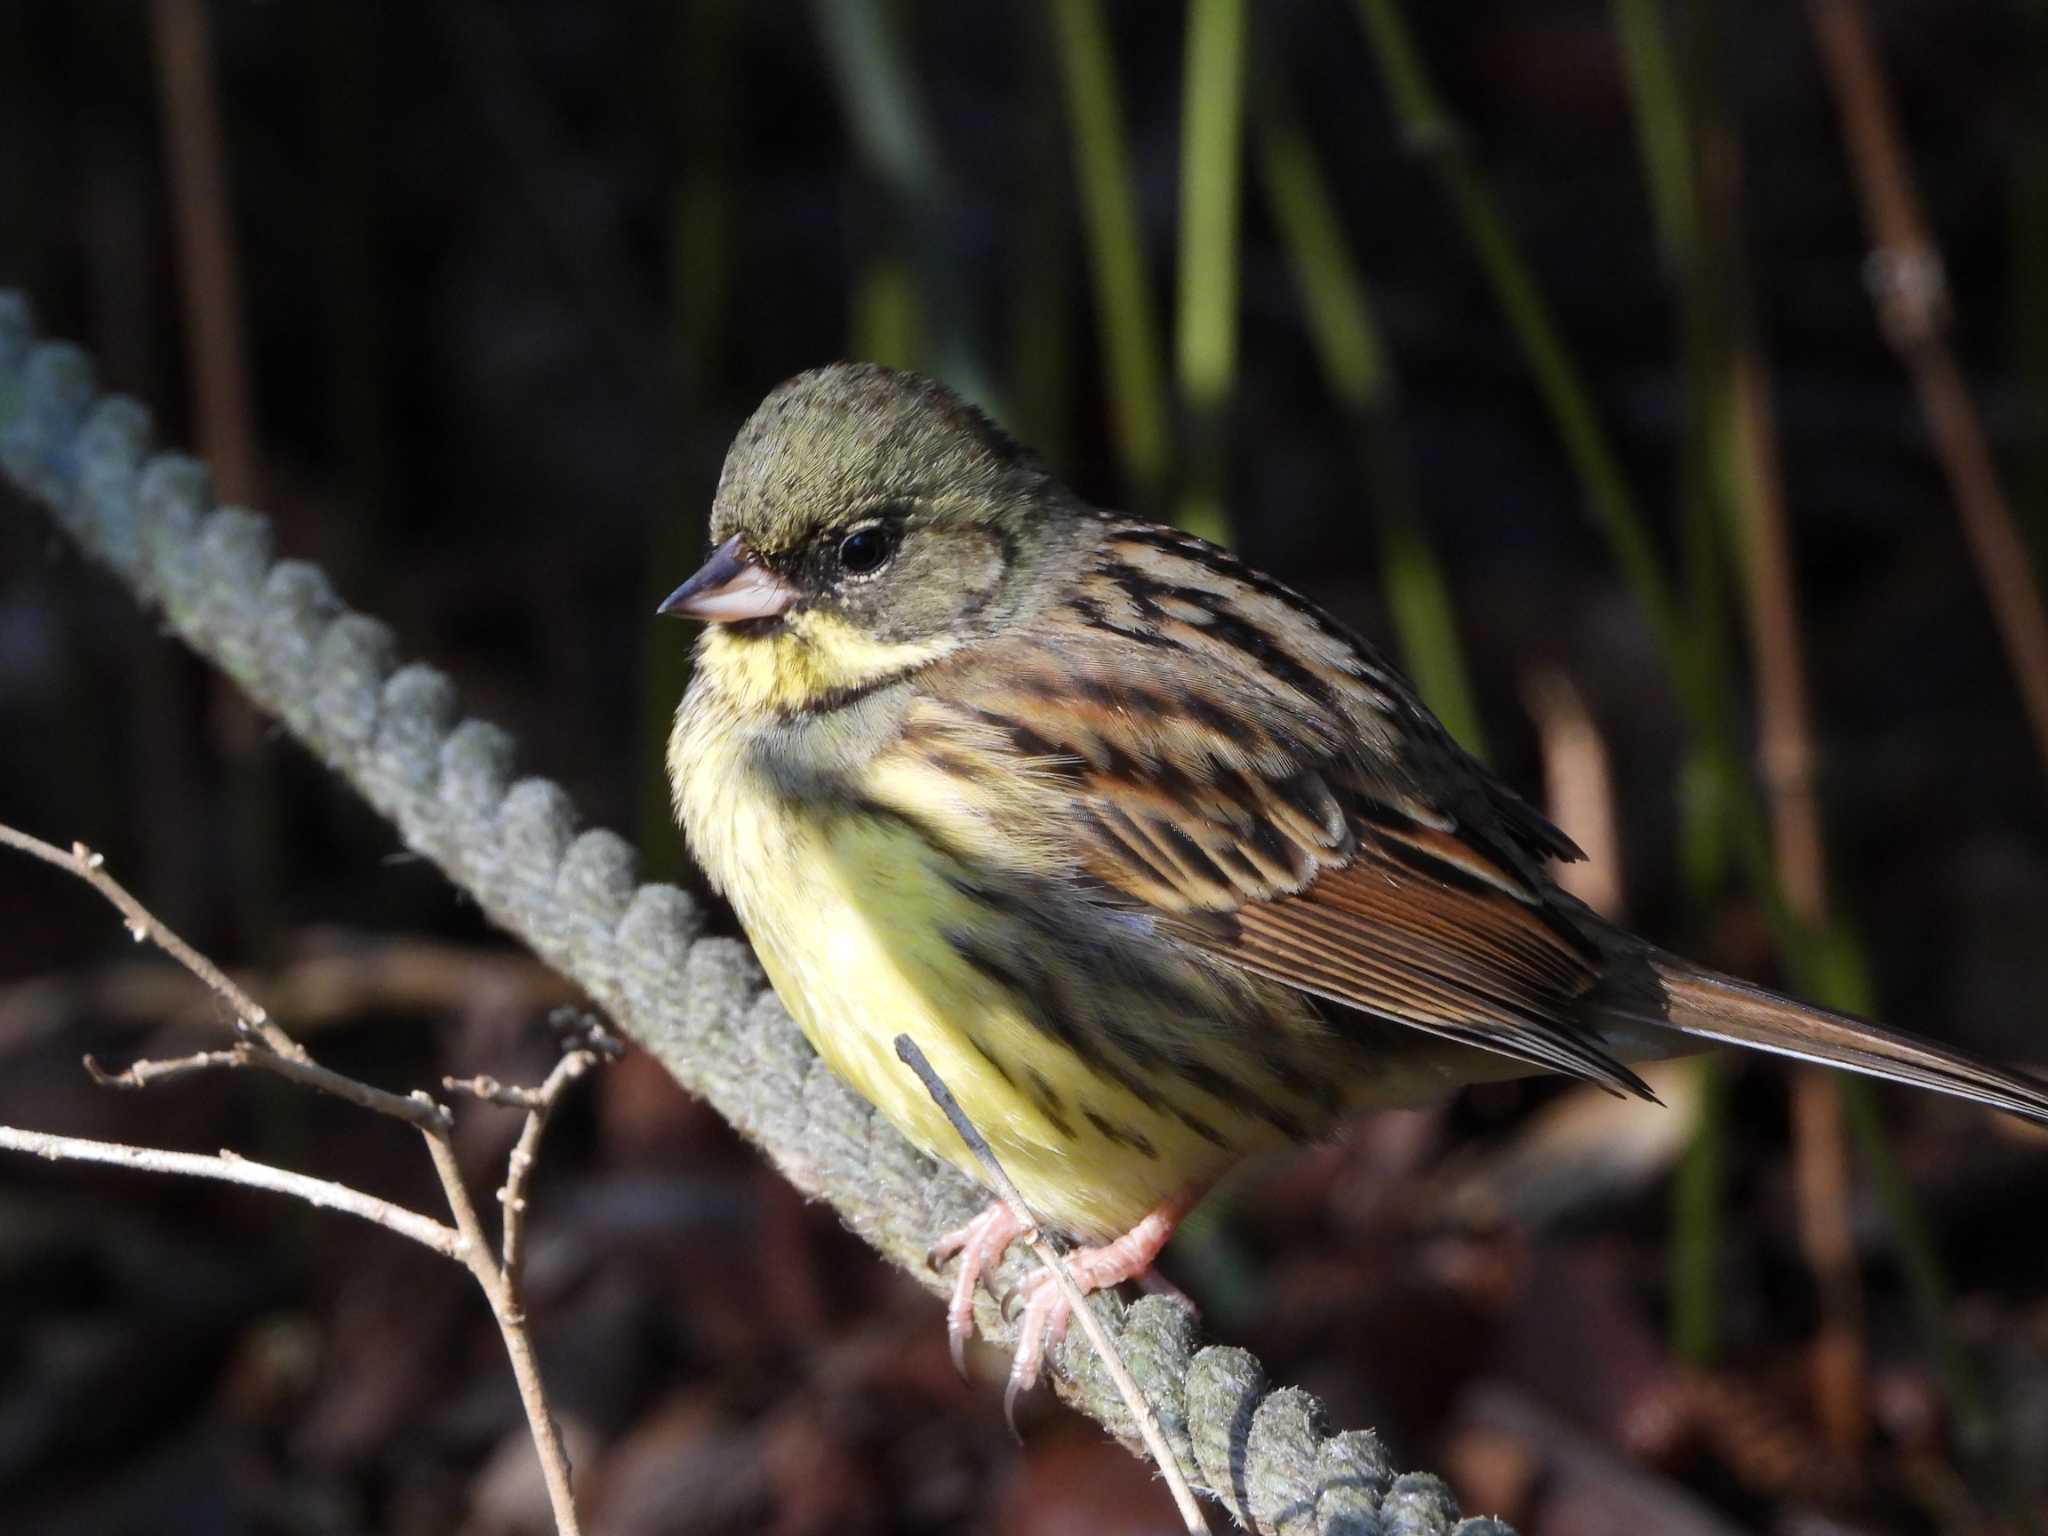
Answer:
[998,1205,1182,1423]
[927,1201,1028,1378]
[927,1197,1190,1427]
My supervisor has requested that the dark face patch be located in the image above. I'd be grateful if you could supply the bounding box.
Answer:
[757,504,1013,648]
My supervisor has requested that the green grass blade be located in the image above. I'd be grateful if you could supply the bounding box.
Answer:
[853,254,926,372]
[813,0,991,405]
[1255,82,1486,752]
[1611,0,1697,269]
[1352,0,1684,679]
[1008,9,1076,466]
[1175,0,1247,544]
[1051,0,1172,510]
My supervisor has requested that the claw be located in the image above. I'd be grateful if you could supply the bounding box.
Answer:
[1003,1369,1029,1442]
[1003,1279,1062,1438]
[925,1229,967,1273]
[927,1192,1196,1414]
[928,1202,1029,1381]
[1003,1271,1072,1410]
[948,1312,972,1381]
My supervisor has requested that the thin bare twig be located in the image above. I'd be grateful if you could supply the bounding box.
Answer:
[1807,0,2048,777]
[413,1031,599,1534]
[84,1046,244,1088]
[0,824,449,1134]
[0,825,283,1047]
[97,1037,451,1133]
[0,1125,463,1256]
[418,1122,584,1532]
[893,1033,1211,1536]
[450,1016,622,1276]
[1,821,594,1536]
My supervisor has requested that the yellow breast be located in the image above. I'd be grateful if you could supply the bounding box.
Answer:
[668,645,1275,1239]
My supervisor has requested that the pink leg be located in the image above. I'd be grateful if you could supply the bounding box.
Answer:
[928,1192,1200,1424]
[1002,1195,1195,1422]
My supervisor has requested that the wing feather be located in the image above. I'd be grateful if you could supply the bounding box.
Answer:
[919,521,1650,1099]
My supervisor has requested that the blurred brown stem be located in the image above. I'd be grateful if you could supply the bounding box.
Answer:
[1704,85,1869,1449]
[0,821,599,1536]
[1524,670,1626,920]
[149,0,259,505]
[1732,347,1866,1446]
[1807,0,2048,777]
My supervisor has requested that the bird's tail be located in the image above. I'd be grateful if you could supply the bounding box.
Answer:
[1648,954,2048,1128]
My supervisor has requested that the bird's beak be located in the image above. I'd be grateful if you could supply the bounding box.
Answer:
[656,536,798,623]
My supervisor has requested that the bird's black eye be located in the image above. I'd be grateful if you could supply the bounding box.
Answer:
[836,524,893,575]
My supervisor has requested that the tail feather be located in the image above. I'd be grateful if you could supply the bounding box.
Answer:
[1644,957,2048,1127]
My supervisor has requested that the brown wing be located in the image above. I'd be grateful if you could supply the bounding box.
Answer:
[929,520,1652,1099]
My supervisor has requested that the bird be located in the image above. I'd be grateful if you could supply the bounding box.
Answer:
[660,362,2048,1409]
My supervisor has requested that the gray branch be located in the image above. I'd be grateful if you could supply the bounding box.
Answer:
[0,290,1513,1536]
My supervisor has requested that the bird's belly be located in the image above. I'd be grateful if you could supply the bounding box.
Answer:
[691,768,1267,1240]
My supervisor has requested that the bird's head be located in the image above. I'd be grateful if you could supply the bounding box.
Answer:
[660,364,1081,712]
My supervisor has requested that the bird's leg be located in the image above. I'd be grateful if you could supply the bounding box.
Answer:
[1001,1193,1194,1420]
[928,1190,1200,1419]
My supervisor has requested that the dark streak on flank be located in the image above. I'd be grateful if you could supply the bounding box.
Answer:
[1172,1106,1231,1149]
[950,928,1146,1101]
[1264,1050,1343,1117]
[1026,1066,1076,1139]
[843,795,960,867]
[941,870,1029,920]
[975,712,1074,771]
[968,1034,1016,1087]
[1083,1108,1159,1159]
[1180,1058,1306,1140]
[945,910,1270,1157]
[1071,671,1160,714]
[998,668,1071,703]
[921,746,986,782]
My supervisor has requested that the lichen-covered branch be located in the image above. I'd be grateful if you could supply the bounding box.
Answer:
[0,290,1512,1535]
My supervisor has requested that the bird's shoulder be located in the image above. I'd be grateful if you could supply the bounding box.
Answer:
[912,517,1574,892]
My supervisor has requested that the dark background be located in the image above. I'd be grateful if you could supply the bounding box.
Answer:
[2,2,2046,1532]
